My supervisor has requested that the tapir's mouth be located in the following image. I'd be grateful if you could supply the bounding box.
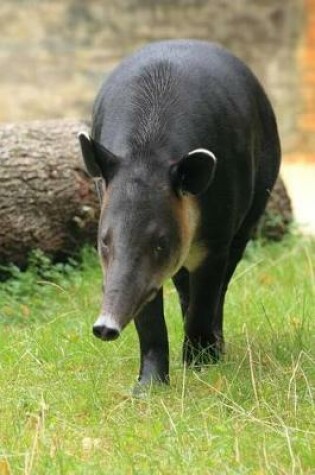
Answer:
[132,287,159,319]
[144,287,158,303]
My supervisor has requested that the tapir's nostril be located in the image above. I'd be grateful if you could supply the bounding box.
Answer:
[92,325,120,341]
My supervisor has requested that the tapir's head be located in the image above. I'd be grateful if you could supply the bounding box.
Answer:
[78,132,216,341]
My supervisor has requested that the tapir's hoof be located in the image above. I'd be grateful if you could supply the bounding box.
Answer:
[132,383,150,398]
[131,373,170,398]
[132,378,170,398]
[183,338,224,367]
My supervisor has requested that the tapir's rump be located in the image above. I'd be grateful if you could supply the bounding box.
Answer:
[78,40,281,387]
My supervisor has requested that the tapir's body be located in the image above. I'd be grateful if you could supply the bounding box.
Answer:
[79,40,280,385]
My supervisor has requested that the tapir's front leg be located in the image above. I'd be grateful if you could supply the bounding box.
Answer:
[183,250,229,366]
[135,289,169,385]
[172,267,190,319]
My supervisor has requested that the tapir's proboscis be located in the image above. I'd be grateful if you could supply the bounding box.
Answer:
[78,40,280,387]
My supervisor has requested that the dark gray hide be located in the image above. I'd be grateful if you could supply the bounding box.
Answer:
[78,40,280,386]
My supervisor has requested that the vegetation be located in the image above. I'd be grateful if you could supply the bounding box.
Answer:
[0,237,314,474]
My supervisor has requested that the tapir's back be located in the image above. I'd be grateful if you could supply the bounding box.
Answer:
[92,40,280,236]
[93,39,279,167]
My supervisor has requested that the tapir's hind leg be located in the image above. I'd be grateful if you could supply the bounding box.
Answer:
[215,236,252,355]
[134,289,169,385]
[214,184,278,360]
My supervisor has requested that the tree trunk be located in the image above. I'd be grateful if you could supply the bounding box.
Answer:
[0,120,99,269]
[252,175,293,241]
[0,119,292,270]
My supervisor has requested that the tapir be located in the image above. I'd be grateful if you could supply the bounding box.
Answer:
[78,40,280,386]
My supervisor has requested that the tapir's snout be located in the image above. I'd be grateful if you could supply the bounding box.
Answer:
[92,314,121,341]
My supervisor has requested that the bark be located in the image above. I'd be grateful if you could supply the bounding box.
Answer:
[0,119,292,270]
[253,175,293,241]
[0,119,99,269]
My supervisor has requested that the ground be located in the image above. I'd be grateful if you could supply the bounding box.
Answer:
[0,237,314,474]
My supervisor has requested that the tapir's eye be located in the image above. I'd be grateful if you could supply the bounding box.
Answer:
[153,236,169,259]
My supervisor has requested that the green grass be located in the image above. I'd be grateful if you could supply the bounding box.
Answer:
[0,237,314,474]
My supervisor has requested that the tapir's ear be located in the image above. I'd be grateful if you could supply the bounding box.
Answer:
[77,131,119,183]
[170,148,217,196]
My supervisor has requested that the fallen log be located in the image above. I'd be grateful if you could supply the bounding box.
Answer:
[0,120,98,269]
[0,119,292,269]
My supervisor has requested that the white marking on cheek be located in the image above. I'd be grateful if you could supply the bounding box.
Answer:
[93,313,121,332]
[186,196,200,236]
[176,195,201,271]
[183,241,209,272]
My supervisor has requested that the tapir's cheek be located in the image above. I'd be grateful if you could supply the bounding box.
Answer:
[154,245,182,284]
[169,194,201,269]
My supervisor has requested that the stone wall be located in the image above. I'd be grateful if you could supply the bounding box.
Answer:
[294,0,315,161]
[0,0,307,157]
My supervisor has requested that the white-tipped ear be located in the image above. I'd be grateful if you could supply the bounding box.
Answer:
[77,130,90,140]
[78,131,102,177]
[188,148,217,166]
[171,148,217,196]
